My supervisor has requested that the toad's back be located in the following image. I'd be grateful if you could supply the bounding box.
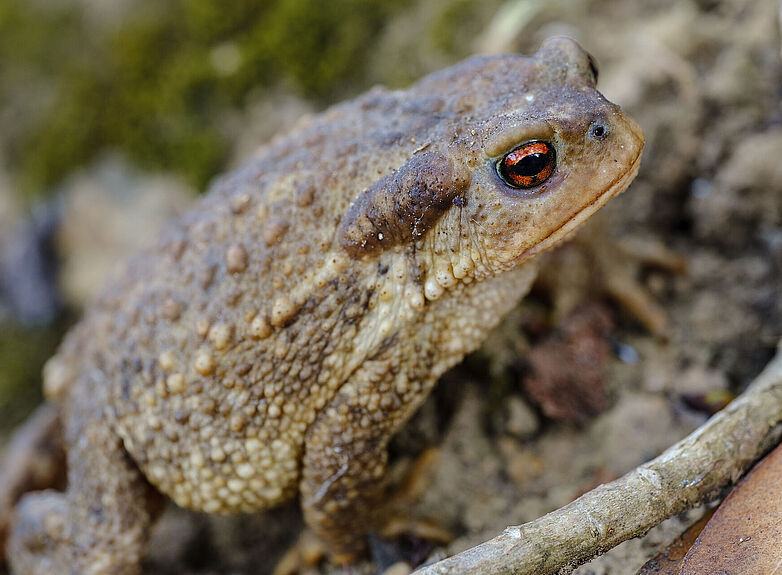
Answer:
[8,37,643,575]
[48,82,462,512]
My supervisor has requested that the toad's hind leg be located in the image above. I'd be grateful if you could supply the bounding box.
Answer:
[0,404,65,567]
[7,378,163,575]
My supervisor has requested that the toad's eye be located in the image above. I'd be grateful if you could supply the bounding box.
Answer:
[497,141,556,189]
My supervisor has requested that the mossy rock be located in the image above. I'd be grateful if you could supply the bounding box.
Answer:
[3,0,410,198]
[0,321,66,434]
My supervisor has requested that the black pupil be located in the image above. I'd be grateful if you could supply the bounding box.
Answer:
[509,152,549,177]
[592,125,605,138]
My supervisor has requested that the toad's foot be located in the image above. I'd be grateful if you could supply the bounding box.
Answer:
[0,404,64,567]
[9,490,150,575]
[375,449,453,566]
[274,448,452,575]
[8,456,161,575]
[7,382,162,575]
[272,529,328,575]
[272,518,451,575]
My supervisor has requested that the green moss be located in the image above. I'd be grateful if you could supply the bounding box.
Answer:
[19,73,106,196]
[0,2,82,76]
[430,0,495,56]
[0,321,66,433]
[4,0,409,197]
[243,0,405,96]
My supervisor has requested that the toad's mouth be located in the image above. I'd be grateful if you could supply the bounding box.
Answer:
[517,147,643,261]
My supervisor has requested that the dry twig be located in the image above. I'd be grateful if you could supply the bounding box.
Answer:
[417,342,782,575]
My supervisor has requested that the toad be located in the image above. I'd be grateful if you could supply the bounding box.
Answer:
[1,37,643,574]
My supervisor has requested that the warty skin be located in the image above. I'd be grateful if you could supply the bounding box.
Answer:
[3,36,642,574]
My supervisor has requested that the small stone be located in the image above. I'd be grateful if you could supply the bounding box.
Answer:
[382,562,412,575]
[503,396,540,439]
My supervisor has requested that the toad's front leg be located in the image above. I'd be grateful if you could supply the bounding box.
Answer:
[299,356,428,563]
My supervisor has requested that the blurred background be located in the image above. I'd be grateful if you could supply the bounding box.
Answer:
[1,0,781,573]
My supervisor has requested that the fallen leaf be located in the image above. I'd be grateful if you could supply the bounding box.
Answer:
[679,442,782,575]
[635,508,715,574]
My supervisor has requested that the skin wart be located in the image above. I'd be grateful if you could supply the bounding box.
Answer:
[2,37,643,574]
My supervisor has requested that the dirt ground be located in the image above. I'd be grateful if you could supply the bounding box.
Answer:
[1,0,781,573]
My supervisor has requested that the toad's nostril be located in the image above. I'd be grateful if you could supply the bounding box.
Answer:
[590,124,607,139]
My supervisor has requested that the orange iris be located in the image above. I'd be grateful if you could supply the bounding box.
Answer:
[498,141,556,189]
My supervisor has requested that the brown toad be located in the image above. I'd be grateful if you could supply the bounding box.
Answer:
[1,37,643,574]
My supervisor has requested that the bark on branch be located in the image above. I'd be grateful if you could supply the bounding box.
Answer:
[417,342,782,575]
